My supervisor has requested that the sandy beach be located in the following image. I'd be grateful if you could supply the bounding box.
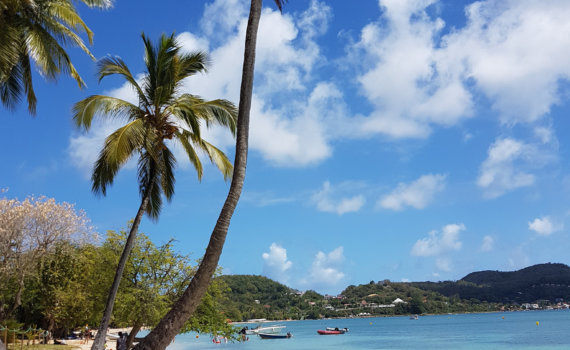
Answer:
[60,328,132,350]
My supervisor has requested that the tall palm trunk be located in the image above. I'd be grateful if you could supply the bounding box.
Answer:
[91,192,151,350]
[132,1,262,349]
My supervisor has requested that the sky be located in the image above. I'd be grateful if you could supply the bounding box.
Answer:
[3,0,570,295]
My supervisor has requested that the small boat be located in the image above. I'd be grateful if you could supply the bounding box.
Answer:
[410,314,419,320]
[259,332,292,339]
[245,324,286,335]
[317,328,348,335]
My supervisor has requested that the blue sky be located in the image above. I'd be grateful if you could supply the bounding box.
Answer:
[3,0,570,295]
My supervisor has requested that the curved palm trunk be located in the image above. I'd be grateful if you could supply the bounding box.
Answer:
[132,1,262,349]
[91,193,151,350]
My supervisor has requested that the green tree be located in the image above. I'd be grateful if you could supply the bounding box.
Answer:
[0,195,92,322]
[0,0,111,114]
[72,33,237,350]
[104,229,233,348]
[136,1,287,348]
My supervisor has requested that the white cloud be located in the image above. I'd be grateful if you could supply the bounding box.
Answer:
[312,181,366,215]
[302,247,345,290]
[481,235,494,252]
[477,138,537,199]
[378,174,446,211]
[435,257,452,272]
[443,0,570,124]
[411,223,464,257]
[262,243,293,283]
[349,0,570,139]
[528,216,561,236]
[70,0,570,173]
[69,1,339,173]
[349,0,472,139]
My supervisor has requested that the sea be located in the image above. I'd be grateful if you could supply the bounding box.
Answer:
[159,310,569,350]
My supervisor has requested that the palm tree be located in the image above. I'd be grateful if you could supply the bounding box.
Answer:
[133,1,286,349]
[72,33,238,350]
[0,0,111,114]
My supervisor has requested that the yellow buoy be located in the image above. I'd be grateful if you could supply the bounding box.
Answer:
[369,322,372,325]
[536,321,539,326]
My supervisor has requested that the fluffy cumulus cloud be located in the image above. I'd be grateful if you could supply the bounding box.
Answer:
[528,216,560,236]
[302,247,345,290]
[477,137,555,199]
[69,0,570,173]
[312,181,366,215]
[411,223,465,257]
[69,0,342,174]
[378,174,446,211]
[349,0,570,139]
[481,235,494,252]
[262,243,293,283]
[349,0,472,139]
[443,0,570,124]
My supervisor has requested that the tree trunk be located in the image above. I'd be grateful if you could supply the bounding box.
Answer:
[90,193,151,350]
[126,321,142,349]
[132,1,261,349]
[7,276,25,317]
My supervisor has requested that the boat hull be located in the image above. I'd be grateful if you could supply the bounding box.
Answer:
[317,329,346,335]
[258,333,292,339]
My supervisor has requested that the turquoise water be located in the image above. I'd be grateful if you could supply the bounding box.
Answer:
[163,310,570,350]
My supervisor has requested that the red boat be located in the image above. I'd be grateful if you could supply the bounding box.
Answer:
[317,328,348,335]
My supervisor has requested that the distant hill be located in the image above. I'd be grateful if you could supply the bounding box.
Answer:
[413,263,570,303]
[217,264,570,321]
[461,263,570,285]
[216,275,309,321]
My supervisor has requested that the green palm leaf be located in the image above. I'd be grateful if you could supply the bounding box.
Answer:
[92,119,146,195]
[0,0,106,114]
[72,95,142,130]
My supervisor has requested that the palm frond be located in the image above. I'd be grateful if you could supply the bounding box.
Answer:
[274,0,287,12]
[169,94,237,135]
[174,130,203,180]
[137,151,162,220]
[186,132,233,181]
[0,59,24,111]
[26,22,86,87]
[44,0,95,44]
[173,51,209,83]
[97,56,150,107]
[21,53,36,114]
[92,119,146,195]
[72,95,142,130]
[153,34,180,106]
[159,146,176,201]
[80,0,113,9]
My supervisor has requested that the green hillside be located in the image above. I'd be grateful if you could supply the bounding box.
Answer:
[413,263,570,303]
[218,264,570,321]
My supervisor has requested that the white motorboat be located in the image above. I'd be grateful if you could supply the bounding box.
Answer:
[244,322,286,335]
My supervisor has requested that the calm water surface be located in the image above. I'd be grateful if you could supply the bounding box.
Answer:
[163,310,570,350]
